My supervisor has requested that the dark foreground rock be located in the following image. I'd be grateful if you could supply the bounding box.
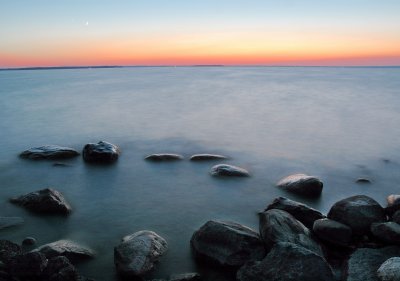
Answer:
[313,218,352,246]
[328,195,385,236]
[0,217,24,230]
[82,141,120,163]
[377,257,400,281]
[259,209,322,255]
[237,242,335,281]
[20,145,79,160]
[8,252,47,280]
[114,230,167,277]
[371,222,400,245]
[10,188,71,215]
[190,154,227,161]
[0,240,22,264]
[41,256,79,281]
[265,197,325,229]
[277,173,323,197]
[169,272,201,281]
[145,154,184,161]
[210,164,250,177]
[191,220,265,267]
[33,240,95,261]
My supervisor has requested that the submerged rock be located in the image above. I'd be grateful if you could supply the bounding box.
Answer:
[371,222,400,245]
[313,218,352,246]
[82,141,120,163]
[377,257,400,281]
[277,173,323,197]
[20,145,79,160]
[210,164,250,177]
[145,153,184,161]
[191,220,265,267]
[10,188,71,215]
[22,237,37,246]
[356,178,371,184]
[189,154,227,161]
[0,217,24,230]
[33,240,95,260]
[114,230,167,277]
[169,272,201,281]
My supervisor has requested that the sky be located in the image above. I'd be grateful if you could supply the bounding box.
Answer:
[1,0,400,67]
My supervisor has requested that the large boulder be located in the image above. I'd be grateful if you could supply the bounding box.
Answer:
[10,188,71,215]
[20,145,79,160]
[259,209,322,255]
[82,141,120,163]
[377,257,400,281]
[327,195,385,236]
[191,220,265,267]
[0,240,22,264]
[313,218,352,246]
[0,217,24,230]
[210,164,250,177]
[277,173,323,197]
[371,222,400,245]
[265,197,325,229]
[237,242,335,281]
[145,154,184,161]
[32,240,95,261]
[114,230,167,277]
[190,154,227,161]
[8,252,48,280]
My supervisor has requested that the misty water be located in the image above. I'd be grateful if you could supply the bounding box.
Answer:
[1,66,400,280]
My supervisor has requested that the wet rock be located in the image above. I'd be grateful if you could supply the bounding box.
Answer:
[33,240,95,261]
[20,145,79,160]
[277,173,323,197]
[190,154,227,161]
[145,154,184,161]
[41,256,79,281]
[169,272,201,281]
[392,211,400,224]
[114,230,167,277]
[377,257,400,281]
[371,222,400,245]
[210,164,250,177]
[264,197,325,229]
[386,195,400,216]
[0,217,24,230]
[356,178,371,184]
[10,188,71,215]
[259,209,322,255]
[0,270,15,281]
[313,218,352,246]
[8,252,48,280]
[191,220,265,267]
[0,240,22,264]
[327,195,385,236]
[82,141,120,163]
[22,237,37,246]
[237,242,335,281]
[345,246,400,281]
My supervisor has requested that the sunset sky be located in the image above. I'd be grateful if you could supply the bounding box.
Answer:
[1,0,400,67]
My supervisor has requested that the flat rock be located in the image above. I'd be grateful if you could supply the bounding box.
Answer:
[259,209,322,255]
[190,154,227,161]
[377,257,400,281]
[20,145,79,160]
[386,195,400,216]
[169,272,201,281]
[10,188,71,215]
[371,222,400,245]
[191,220,266,267]
[345,246,400,281]
[8,252,48,279]
[210,164,250,177]
[33,240,95,260]
[265,197,325,229]
[114,230,167,276]
[0,217,24,230]
[237,242,335,281]
[145,153,184,161]
[327,195,385,236]
[0,240,22,264]
[277,173,323,197]
[313,218,352,246]
[82,141,120,163]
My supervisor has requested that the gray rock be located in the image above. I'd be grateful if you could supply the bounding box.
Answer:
[114,230,167,277]
[259,209,322,255]
[190,154,227,161]
[345,246,400,281]
[8,252,48,279]
[0,217,24,230]
[82,141,120,163]
[191,220,266,267]
[22,237,37,246]
[386,195,400,216]
[313,218,352,246]
[237,242,334,281]
[371,222,400,244]
[327,195,385,236]
[33,240,95,260]
[0,240,22,264]
[10,188,71,215]
[169,272,201,281]
[277,173,323,197]
[377,257,400,281]
[210,164,250,177]
[20,145,79,160]
[265,197,325,229]
[41,256,79,281]
[145,154,184,161]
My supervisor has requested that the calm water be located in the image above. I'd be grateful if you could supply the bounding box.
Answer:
[1,66,400,280]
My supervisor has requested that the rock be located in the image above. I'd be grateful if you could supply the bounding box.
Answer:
[371,222,400,244]
[10,188,72,215]
[0,217,24,230]
[145,153,184,161]
[33,240,95,261]
[41,256,79,281]
[210,164,250,177]
[0,240,22,264]
[392,211,400,224]
[264,197,325,229]
[191,220,265,267]
[0,270,15,281]
[53,162,71,167]
[20,145,79,160]
[259,209,322,255]
[190,154,227,161]
[377,257,400,281]
[22,237,37,246]
[169,272,201,281]
[356,178,371,184]
[345,246,400,281]
[313,218,352,246]
[8,252,48,279]
[237,242,335,281]
[386,195,400,216]
[114,230,167,277]
[82,141,120,163]
[277,173,323,197]
[327,195,385,236]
